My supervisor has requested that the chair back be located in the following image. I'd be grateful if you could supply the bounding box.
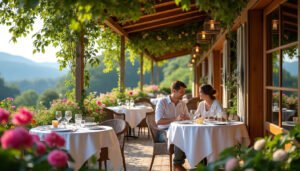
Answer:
[146,114,159,143]
[186,97,201,111]
[100,119,127,150]
[103,107,125,120]
[134,97,155,109]
[102,108,115,121]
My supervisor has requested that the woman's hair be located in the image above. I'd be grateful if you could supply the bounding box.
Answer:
[200,84,216,100]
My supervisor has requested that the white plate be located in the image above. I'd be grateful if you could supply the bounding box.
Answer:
[84,122,98,127]
[177,120,193,124]
[50,128,73,132]
[88,126,106,130]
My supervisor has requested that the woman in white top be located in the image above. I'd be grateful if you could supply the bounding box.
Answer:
[194,84,225,119]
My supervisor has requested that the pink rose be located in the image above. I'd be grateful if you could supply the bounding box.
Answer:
[36,142,46,156]
[12,108,33,126]
[225,157,238,171]
[47,150,68,168]
[0,108,9,124]
[96,100,102,106]
[6,97,14,101]
[11,106,16,110]
[31,134,40,143]
[100,109,103,113]
[44,132,65,148]
[129,91,133,96]
[1,127,33,149]
[102,104,106,108]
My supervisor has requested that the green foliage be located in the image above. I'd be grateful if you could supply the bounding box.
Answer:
[14,90,39,107]
[0,77,20,100]
[38,89,59,108]
[195,124,300,171]
[176,0,247,28]
[128,23,200,57]
[160,56,192,89]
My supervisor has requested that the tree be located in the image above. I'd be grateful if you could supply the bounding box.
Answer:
[14,90,39,107]
[38,89,59,108]
[0,77,20,100]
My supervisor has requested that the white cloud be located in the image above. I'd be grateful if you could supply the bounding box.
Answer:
[0,19,58,63]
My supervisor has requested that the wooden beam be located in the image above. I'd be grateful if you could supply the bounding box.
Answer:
[120,35,126,92]
[156,49,190,61]
[123,10,201,29]
[75,31,85,103]
[140,53,144,92]
[144,50,157,62]
[104,17,129,39]
[127,15,204,33]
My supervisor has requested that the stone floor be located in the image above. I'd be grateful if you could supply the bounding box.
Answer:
[105,129,191,171]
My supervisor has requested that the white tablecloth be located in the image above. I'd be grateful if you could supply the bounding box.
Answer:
[167,121,250,167]
[107,106,153,128]
[30,126,122,171]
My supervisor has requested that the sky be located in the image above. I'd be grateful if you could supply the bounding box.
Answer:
[0,19,58,63]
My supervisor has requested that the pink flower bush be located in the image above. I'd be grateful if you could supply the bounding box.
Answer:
[1,127,33,149]
[35,142,46,156]
[12,108,33,126]
[0,108,9,124]
[96,100,102,106]
[31,134,40,142]
[6,97,14,101]
[44,132,65,148]
[47,150,68,168]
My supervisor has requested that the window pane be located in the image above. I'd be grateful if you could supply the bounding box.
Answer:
[267,90,280,125]
[267,8,279,49]
[282,46,298,88]
[267,51,280,87]
[281,0,298,45]
[282,91,298,130]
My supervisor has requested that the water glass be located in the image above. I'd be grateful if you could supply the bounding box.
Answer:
[125,100,130,108]
[55,111,62,121]
[130,99,134,107]
[75,114,82,127]
[65,111,72,124]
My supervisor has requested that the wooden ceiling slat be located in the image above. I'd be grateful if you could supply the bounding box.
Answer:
[283,20,297,27]
[156,49,190,61]
[282,11,297,19]
[104,18,128,39]
[123,10,201,29]
[127,15,204,33]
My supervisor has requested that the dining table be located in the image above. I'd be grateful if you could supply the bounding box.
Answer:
[30,125,122,171]
[107,105,153,128]
[167,120,250,168]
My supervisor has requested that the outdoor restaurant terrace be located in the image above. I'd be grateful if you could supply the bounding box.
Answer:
[0,0,299,171]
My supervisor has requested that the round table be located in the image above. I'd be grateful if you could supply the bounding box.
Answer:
[30,126,122,171]
[167,121,250,168]
[107,105,153,128]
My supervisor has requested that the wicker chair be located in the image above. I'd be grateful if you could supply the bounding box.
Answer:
[134,97,155,138]
[102,108,115,121]
[146,114,174,171]
[98,119,127,171]
[186,97,201,111]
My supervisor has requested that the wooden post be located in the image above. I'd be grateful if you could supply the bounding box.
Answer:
[151,60,154,85]
[156,62,160,84]
[213,50,222,102]
[120,35,125,92]
[75,31,84,103]
[140,53,144,92]
[248,10,264,143]
[193,63,199,97]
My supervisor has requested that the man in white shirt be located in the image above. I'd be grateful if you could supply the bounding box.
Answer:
[155,81,189,170]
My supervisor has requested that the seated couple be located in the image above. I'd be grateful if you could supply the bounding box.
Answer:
[155,81,225,170]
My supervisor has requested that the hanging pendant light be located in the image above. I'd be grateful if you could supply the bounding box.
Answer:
[272,19,279,30]
[209,20,215,30]
[192,54,197,58]
[201,31,206,39]
[193,43,201,53]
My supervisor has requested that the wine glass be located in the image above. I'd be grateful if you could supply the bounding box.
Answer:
[65,111,72,125]
[55,111,62,121]
[130,99,134,107]
[189,110,196,120]
[117,99,122,106]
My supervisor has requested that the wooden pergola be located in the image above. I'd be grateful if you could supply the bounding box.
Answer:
[103,0,208,94]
